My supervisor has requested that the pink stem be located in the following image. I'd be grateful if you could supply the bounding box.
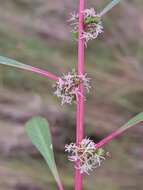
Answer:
[75,1,85,190]
[24,66,59,81]
[96,121,143,149]
[57,180,65,190]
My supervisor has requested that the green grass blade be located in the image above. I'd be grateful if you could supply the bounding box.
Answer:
[25,117,62,188]
[99,0,121,17]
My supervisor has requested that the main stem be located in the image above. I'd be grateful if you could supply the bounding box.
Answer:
[75,0,85,190]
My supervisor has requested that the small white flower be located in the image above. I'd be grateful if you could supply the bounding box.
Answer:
[82,8,97,17]
[65,138,106,174]
[68,8,104,45]
[82,21,103,46]
[54,71,91,105]
[68,12,78,23]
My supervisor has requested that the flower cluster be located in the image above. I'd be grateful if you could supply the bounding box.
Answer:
[65,138,106,174]
[54,71,90,105]
[69,8,103,45]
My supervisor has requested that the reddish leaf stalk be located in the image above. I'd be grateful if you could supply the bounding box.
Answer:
[24,65,59,81]
[75,0,85,190]
[57,180,65,190]
[0,56,59,81]
[96,121,143,149]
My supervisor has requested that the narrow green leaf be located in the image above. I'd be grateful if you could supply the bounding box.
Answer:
[119,112,143,133]
[96,112,143,148]
[0,56,58,81]
[99,0,121,17]
[0,56,32,70]
[25,117,62,186]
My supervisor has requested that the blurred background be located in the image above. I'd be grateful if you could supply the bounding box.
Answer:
[0,0,143,189]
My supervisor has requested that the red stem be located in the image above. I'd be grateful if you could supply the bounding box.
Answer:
[75,1,85,190]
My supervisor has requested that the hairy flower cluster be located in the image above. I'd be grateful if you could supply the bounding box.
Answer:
[65,138,106,174]
[69,8,103,45]
[54,72,90,105]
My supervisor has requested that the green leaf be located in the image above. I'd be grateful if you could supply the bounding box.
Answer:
[84,16,101,24]
[0,56,32,71]
[25,117,62,187]
[96,148,105,156]
[99,0,121,17]
[71,31,78,40]
[96,112,143,148]
[119,112,143,133]
[0,56,58,81]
